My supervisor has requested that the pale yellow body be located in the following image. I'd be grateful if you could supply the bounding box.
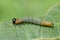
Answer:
[40,21,53,27]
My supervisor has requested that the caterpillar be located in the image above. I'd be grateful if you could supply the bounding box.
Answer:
[12,17,54,27]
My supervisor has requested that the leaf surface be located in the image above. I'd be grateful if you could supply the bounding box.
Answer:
[0,1,60,40]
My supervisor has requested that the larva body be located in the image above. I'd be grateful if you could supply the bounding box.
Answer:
[12,17,54,27]
[21,17,40,25]
[40,21,54,27]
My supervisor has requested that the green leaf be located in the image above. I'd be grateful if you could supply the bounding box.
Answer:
[32,3,60,40]
[0,1,60,40]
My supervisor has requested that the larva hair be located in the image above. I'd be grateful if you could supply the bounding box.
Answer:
[12,17,54,27]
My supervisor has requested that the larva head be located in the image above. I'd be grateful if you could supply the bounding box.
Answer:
[12,18,16,25]
[40,21,54,27]
[12,18,23,25]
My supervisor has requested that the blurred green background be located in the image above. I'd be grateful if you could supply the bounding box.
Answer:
[0,0,60,21]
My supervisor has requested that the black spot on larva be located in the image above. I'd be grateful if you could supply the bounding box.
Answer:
[12,18,16,25]
[52,23,54,25]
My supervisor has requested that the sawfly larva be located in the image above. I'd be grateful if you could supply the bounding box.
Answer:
[12,17,54,27]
